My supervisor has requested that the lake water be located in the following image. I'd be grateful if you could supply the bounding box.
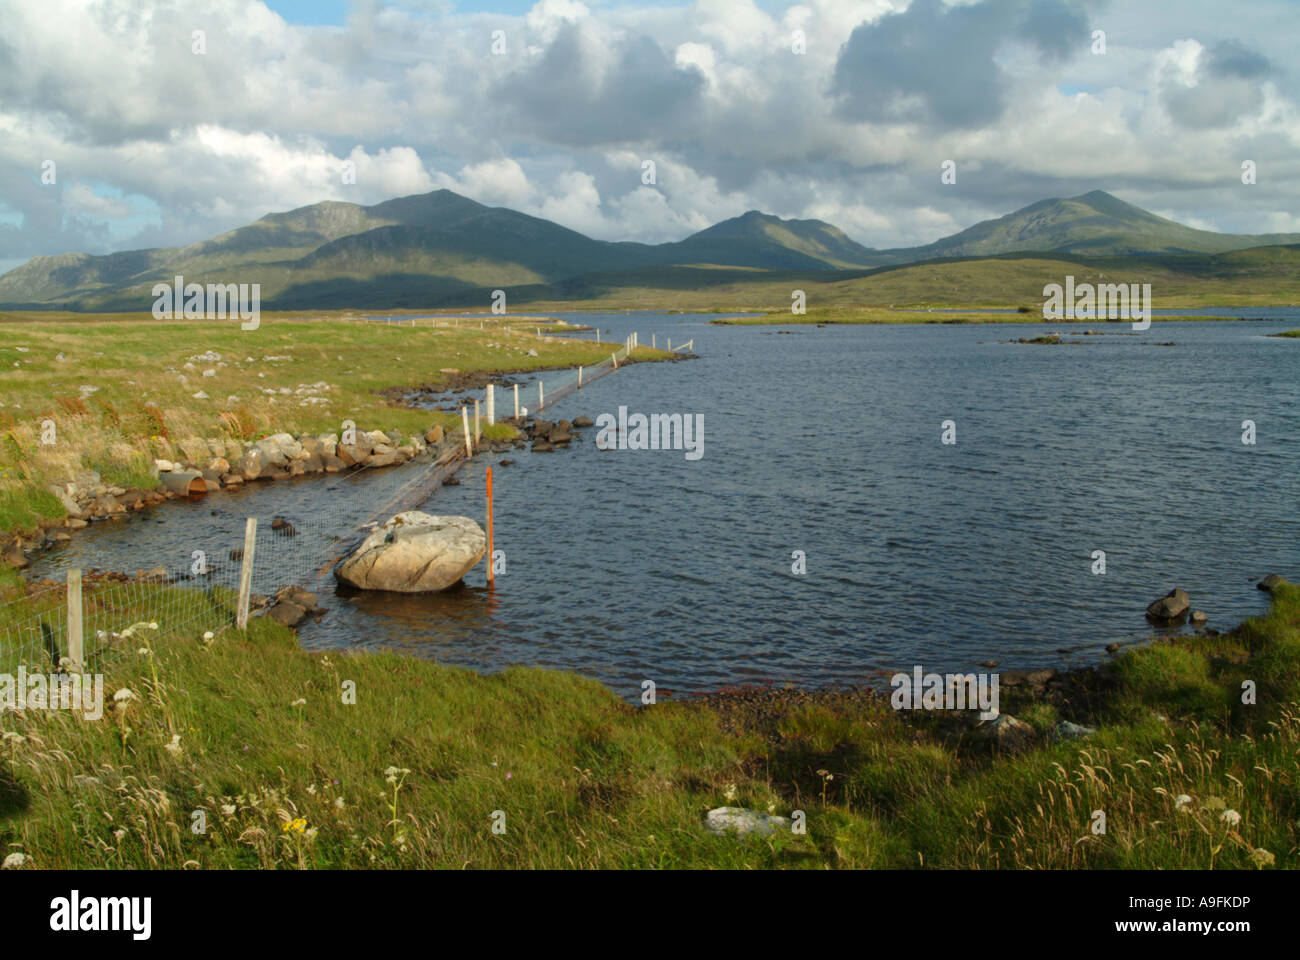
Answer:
[29,311,1300,699]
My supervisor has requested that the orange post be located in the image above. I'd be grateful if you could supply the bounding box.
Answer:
[485,466,495,586]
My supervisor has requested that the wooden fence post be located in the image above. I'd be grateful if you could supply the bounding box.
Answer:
[462,407,473,457]
[513,383,519,418]
[474,399,481,441]
[236,518,257,630]
[486,384,495,425]
[66,568,83,670]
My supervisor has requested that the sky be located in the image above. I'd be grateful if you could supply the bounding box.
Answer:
[1,0,1298,275]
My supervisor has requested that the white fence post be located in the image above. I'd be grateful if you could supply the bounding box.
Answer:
[462,406,473,456]
[486,384,495,425]
[578,366,583,388]
[538,380,544,411]
[236,518,257,630]
[66,568,83,669]
[474,399,481,441]
[513,383,519,418]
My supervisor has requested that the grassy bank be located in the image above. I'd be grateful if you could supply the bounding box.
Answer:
[2,577,1294,869]
[0,312,664,538]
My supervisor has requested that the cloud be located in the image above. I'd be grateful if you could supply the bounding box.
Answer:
[0,0,1297,270]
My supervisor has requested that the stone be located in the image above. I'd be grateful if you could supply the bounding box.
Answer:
[704,807,790,837]
[424,425,445,445]
[1052,720,1096,741]
[336,511,487,593]
[1190,610,1208,625]
[971,713,1035,750]
[1146,588,1190,623]
[1,543,28,569]
[572,415,594,428]
[1257,574,1289,594]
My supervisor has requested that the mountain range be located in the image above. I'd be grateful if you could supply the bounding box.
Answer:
[2,189,1296,310]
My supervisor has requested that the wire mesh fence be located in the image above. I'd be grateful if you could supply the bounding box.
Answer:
[0,333,649,682]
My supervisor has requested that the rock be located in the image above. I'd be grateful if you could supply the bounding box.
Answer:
[704,807,790,837]
[139,566,168,581]
[65,518,88,530]
[236,447,268,480]
[1146,588,1190,623]
[335,511,487,593]
[1257,574,1289,594]
[365,448,404,468]
[256,432,301,466]
[549,431,573,445]
[48,484,86,520]
[1000,669,1055,687]
[572,415,594,428]
[221,474,244,488]
[321,453,346,473]
[264,600,307,628]
[1190,610,1208,625]
[276,585,324,615]
[301,453,324,474]
[971,713,1035,750]
[1,543,28,569]
[531,440,554,452]
[338,432,376,466]
[424,425,445,445]
[1052,720,1096,741]
[1105,642,1122,653]
[271,518,297,536]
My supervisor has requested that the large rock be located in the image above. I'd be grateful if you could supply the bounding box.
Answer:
[970,713,1035,751]
[335,512,486,593]
[1146,588,1190,623]
[704,807,790,837]
[1258,574,1290,594]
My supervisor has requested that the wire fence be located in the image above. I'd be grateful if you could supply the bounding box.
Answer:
[0,335,652,683]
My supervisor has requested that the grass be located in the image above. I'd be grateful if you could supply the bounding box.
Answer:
[510,246,1300,313]
[2,573,1295,869]
[0,312,665,538]
[1271,329,1300,338]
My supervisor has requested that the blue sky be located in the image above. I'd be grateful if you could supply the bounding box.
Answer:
[2,0,1298,274]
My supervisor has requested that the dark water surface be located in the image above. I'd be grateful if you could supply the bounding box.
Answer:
[30,312,1300,698]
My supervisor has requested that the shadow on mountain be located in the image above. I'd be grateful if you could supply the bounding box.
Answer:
[267,273,483,310]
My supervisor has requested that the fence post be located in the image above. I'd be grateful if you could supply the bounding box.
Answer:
[236,518,257,630]
[462,407,473,457]
[486,384,495,425]
[66,568,83,670]
[474,398,481,441]
[611,351,618,369]
[485,467,495,587]
[652,333,656,350]
[578,366,583,389]
[538,380,544,412]
[513,383,519,418]
[596,329,600,343]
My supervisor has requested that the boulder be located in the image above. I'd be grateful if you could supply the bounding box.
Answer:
[1052,720,1096,741]
[1,543,28,569]
[1258,574,1289,594]
[572,415,594,428]
[1146,588,1190,623]
[335,512,487,593]
[704,807,790,837]
[970,713,1035,751]
[424,425,445,445]
[1190,610,1208,625]
[236,447,268,480]
[264,600,307,627]
[338,432,376,466]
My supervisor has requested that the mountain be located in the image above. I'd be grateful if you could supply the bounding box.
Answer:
[872,190,1300,262]
[2,189,1296,309]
